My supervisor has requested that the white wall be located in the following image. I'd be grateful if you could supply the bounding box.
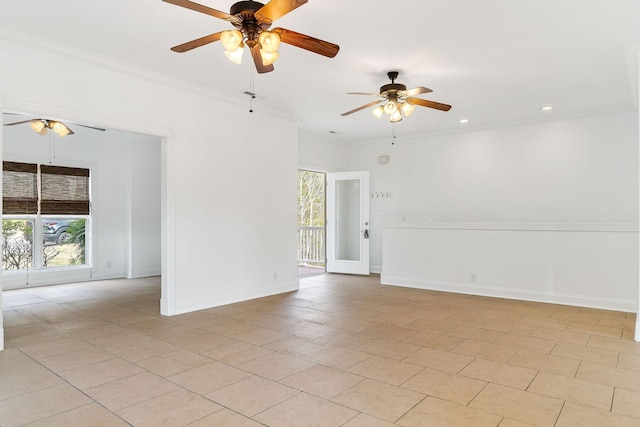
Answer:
[382,224,638,312]
[298,130,348,172]
[2,122,161,288]
[345,112,639,272]
[128,132,162,278]
[0,28,299,326]
[343,112,639,312]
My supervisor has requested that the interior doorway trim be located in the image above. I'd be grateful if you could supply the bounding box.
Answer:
[0,97,175,323]
[161,136,177,315]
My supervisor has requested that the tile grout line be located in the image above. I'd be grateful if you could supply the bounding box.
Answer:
[13,347,135,427]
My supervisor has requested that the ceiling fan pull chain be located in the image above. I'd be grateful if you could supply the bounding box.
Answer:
[49,132,55,163]
[249,66,255,113]
[391,123,397,145]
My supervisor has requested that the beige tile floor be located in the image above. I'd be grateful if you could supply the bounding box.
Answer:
[1,274,639,426]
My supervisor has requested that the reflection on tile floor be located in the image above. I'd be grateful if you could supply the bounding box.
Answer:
[1,274,639,426]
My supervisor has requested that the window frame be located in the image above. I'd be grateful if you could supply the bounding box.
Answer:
[2,214,91,272]
[2,161,92,273]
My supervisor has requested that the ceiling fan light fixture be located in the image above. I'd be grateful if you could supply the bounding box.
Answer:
[384,100,398,115]
[52,121,71,137]
[221,30,243,51]
[260,49,279,65]
[258,31,281,54]
[30,120,46,134]
[401,102,416,117]
[165,0,340,74]
[342,71,451,125]
[390,111,402,123]
[224,42,245,64]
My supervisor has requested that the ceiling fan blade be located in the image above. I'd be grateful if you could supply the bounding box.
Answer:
[341,100,383,116]
[400,86,433,97]
[162,0,238,22]
[171,32,223,52]
[255,0,307,23]
[4,119,37,126]
[407,97,452,111]
[250,45,275,74]
[347,92,383,97]
[4,119,101,135]
[76,124,106,132]
[272,28,339,58]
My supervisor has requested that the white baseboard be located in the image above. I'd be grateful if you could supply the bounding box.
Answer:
[2,267,93,290]
[381,275,637,313]
[0,328,4,351]
[172,280,299,315]
[635,320,640,342]
[160,296,175,316]
[127,269,162,279]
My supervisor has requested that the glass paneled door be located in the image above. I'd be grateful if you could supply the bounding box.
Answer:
[326,171,370,275]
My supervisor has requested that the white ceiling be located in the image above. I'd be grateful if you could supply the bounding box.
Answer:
[2,0,640,142]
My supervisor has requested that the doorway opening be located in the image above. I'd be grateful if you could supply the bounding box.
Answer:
[297,169,326,277]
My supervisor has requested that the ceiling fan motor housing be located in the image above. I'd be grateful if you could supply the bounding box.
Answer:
[380,83,407,97]
[230,1,264,16]
[380,71,405,97]
[229,1,270,46]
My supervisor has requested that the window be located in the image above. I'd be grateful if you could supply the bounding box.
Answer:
[297,169,326,277]
[2,162,90,271]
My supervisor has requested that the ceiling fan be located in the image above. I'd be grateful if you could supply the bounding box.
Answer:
[163,0,340,73]
[342,71,452,123]
[4,118,106,137]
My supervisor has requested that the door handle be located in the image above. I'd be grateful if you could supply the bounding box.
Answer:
[363,229,369,239]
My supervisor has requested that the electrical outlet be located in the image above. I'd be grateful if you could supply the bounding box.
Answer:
[470,273,477,282]
[273,272,278,281]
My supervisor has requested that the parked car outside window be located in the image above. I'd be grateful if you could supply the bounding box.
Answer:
[43,220,71,245]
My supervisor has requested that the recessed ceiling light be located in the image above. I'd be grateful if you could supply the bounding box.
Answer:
[540,105,554,111]
[459,119,469,124]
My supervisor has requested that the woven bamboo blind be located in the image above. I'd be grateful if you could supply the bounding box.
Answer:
[2,162,38,214]
[40,165,90,215]
[2,162,90,215]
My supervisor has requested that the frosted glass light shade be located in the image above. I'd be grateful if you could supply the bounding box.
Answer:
[401,102,416,117]
[384,100,398,115]
[52,121,71,137]
[260,49,279,65]
[372,106,384,119]
[258,31,281,54]
[221,30,243,51]
[224,43,245,64]
[30,120,46,134]
[390,111,402,122]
